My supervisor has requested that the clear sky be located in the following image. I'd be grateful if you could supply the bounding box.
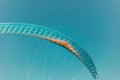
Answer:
[0,0,120,80]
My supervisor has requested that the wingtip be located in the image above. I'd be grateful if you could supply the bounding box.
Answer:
[94,75,99,79]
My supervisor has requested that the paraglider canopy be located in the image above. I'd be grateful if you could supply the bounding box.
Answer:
[0,22,98,79]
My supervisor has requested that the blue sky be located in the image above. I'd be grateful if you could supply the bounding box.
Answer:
[0,0,120,80]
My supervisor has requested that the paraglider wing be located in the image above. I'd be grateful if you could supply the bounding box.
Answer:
[0,23,98,79]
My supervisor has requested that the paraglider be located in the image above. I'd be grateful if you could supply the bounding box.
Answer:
[0,22,98,79]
